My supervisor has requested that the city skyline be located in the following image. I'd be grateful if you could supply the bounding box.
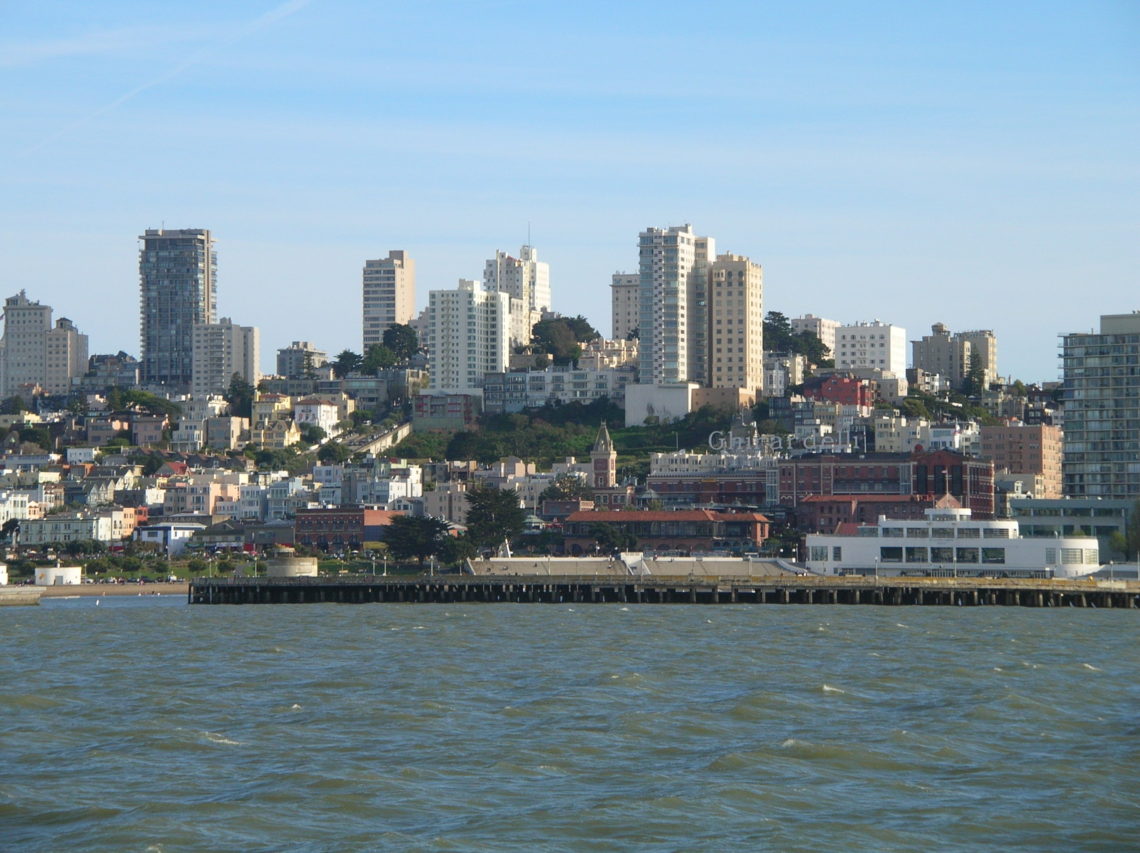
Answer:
[2,1,1137,381]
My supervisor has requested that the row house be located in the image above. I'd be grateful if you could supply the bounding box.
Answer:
[20,506,140,546]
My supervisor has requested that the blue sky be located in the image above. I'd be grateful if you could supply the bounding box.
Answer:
[2,0,1137,382]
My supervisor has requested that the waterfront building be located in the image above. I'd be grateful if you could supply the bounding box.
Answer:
[362,250,415,352]
[804,507,1099,579]
[191,318,259,397]
[561,508,770,556]
[1008,496,1132,560]
[833,320,906,375]
[139,228,216,388]
[610,273,640,341]
[1061,312,1140,499]
[778,449,995,518]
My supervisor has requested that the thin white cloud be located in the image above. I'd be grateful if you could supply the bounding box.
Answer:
[18,0,314,155]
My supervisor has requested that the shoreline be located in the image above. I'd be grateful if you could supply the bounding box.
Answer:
[40,582,190,598]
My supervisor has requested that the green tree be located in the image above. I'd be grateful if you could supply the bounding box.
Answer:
[332,350,363,378]
[588,522,637,554]
[962,351,986,397]
[464,485,526,552]
[384,515,450,568]
[362,343,397,374]
[531,318,583,364]
[225,373,256,419]
[317,441,351,464]
[299,424,327,445]
[382,324,420,362]
[438,531,477,567]
[539,474,590,504]
[0,396,27,415]
[1108,499,1140,560]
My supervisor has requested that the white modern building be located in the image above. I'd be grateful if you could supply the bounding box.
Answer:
[191,318,260,397]
[484,245,550,347]
[805,508,1100,579]
[638,224,715,385]
[425,280,511,394]
[363,250,415,352]
[834,320,907,374]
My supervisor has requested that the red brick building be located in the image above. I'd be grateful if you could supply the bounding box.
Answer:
[294,507,402,551]
[802,375,875,408]
[778,449,994,519]
[562,509,770,556]
[797,493,962,533]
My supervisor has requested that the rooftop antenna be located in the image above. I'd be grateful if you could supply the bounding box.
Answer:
[527,221,531,247]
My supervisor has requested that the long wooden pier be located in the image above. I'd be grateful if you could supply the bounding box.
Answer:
[189,575,1140,608]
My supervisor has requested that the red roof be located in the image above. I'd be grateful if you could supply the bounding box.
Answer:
[800,494,928,504]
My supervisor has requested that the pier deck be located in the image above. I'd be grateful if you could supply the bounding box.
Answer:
[190,575,1140,608]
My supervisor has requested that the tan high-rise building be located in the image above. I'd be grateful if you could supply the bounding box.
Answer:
[363,250,415,352]
[45,318,89,394]
[912,323,999,391]
[708,254,764,393]
[610,273,639,341]
[979,423,1062,499]
[1,291,89,396]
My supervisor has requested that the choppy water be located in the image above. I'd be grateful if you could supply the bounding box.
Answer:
[2,597,1138,852]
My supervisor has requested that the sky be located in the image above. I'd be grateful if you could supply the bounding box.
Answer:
[1,0,1138,383]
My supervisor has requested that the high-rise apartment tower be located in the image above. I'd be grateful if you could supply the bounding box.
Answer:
[1061,312,1140,499]
[139,228,216,387]
[362,250,415,353]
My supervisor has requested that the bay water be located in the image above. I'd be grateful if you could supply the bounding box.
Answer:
[2,597,1137,851]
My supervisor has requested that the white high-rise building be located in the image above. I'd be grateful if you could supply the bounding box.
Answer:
[363,250,415,352]
[637,224,715,385]
[426,280,511,394]
[790,314,838,357]
[610,273,640,340]
[834,320,907,374]
[484,245,550,347]
[708,254,764,392]
[191,318,260,396]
